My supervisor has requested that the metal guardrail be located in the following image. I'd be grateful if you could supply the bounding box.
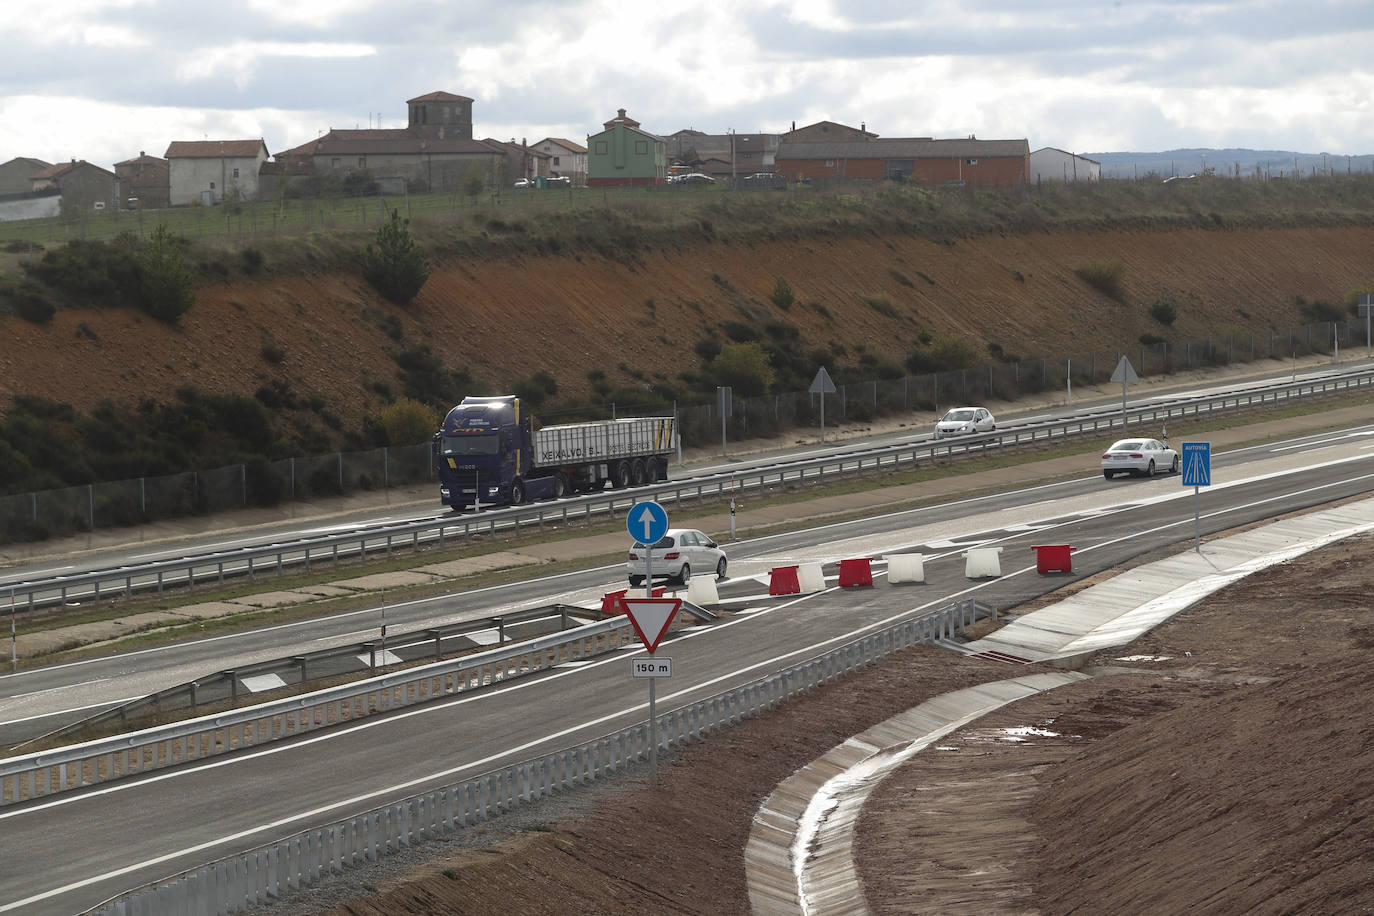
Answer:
[0,614,639,806]
[16,604,600,751]
[85,597,996,916]
[9,366,1373,613]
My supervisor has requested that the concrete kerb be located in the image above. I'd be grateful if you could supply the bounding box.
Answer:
[745,671,1090,915]
[745,497,1374,914]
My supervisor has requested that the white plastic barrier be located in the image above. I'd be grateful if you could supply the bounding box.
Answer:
[798,562,826,593]
[687,575,719,604]
[964,547,1003,578]
[885,553,926,584]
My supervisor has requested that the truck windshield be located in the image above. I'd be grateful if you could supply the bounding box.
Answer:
[441,434,499,457]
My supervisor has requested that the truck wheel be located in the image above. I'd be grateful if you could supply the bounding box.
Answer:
[645,460,660,484]
[553,473,569,498]
[510,479,526,505]
[613,461,632,489]
[631,459,647,486]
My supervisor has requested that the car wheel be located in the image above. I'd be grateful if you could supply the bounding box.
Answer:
[716,556,728,579]
[1147,459,1156,476]
[1171,455,1180,474]
[1103,470,1113,479]
[510,479,526,505]
[677,563,691,585]
[613,461,632,489]
[629,575,644,588]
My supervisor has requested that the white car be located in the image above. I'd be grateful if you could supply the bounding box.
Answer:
[934,407,996,438]
[1101,438,1179,479]
[513,178,532,189]
[627,528,727,586]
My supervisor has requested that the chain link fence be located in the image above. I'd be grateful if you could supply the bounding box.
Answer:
[0,319,1364,543]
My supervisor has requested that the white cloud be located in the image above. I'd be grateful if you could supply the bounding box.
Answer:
[175,41,377,88]
[3,0,1374,168]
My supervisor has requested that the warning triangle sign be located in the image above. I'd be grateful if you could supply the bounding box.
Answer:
[619,597,682,654]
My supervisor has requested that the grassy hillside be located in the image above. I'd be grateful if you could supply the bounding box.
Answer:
[1,176,1372,497]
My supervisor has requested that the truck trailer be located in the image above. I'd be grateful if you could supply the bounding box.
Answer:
[433,395,677,509]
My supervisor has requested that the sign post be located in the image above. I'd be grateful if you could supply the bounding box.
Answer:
[809,367,837,442]
[627,501,669,599]
[621,596,682,786]
[1180,442,1211,553]
[1360,295,1373,359]
[1110,355,1138,430]
[716,386,733,457]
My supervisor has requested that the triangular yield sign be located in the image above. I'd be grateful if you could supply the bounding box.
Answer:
[619,597,682,654]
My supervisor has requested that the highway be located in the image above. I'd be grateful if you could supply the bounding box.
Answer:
[1,421,1372,913]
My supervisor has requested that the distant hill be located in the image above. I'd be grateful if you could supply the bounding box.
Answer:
[1081,148,1374,180]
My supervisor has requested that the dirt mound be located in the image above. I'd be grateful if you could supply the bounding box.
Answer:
[1033,660,1373,915]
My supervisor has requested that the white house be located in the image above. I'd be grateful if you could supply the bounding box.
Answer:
[1030,147,1100,183]
[165,139,269,205]
[533,138,588,186]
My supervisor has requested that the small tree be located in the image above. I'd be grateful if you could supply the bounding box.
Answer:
[462,169,486,204]
[709,342,775,396]
[1149,297,1178,325]
[136,224,195,323]
[362,210,430,306]
[771,277,794,309]
[378,397,438,445]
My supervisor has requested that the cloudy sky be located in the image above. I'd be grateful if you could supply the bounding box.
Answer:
[3,0,1372,169]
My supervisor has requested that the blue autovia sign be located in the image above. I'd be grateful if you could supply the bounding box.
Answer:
[627,500,669,545]
[1181,442,1211,487]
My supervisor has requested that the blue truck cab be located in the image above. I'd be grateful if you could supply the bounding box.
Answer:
[434,396,542,509]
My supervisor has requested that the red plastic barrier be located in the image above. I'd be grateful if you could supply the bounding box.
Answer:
[769,565,801,596]
[838,557,874,588]
[602,587,663,614]
[1031,544,1076,574]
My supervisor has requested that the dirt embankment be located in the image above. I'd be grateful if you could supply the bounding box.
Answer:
[1,225,1371,439]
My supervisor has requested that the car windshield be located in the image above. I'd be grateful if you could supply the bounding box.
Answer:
[441,434,499,456]
[944,409,977,421]
[1112,441,1145,450]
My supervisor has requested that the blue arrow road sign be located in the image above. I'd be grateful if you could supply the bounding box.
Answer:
[628,500,669,545]
[1181,442,1211,487]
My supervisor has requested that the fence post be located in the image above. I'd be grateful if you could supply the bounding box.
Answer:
[88,484,94,530]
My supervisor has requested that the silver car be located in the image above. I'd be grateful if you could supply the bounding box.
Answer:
[627,528,727,586]
[935,407,996,438]
[1101,438,1179,479]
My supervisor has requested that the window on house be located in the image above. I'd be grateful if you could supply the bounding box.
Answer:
[966,158,978,165]
[595,140,608,155]
[358,157,366,168]
[553,156,560,166]
[332,158,341,168]
[635,140,648,155]
[210,181,216,189]
[824,160,835,167]
[232,167,239,179]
